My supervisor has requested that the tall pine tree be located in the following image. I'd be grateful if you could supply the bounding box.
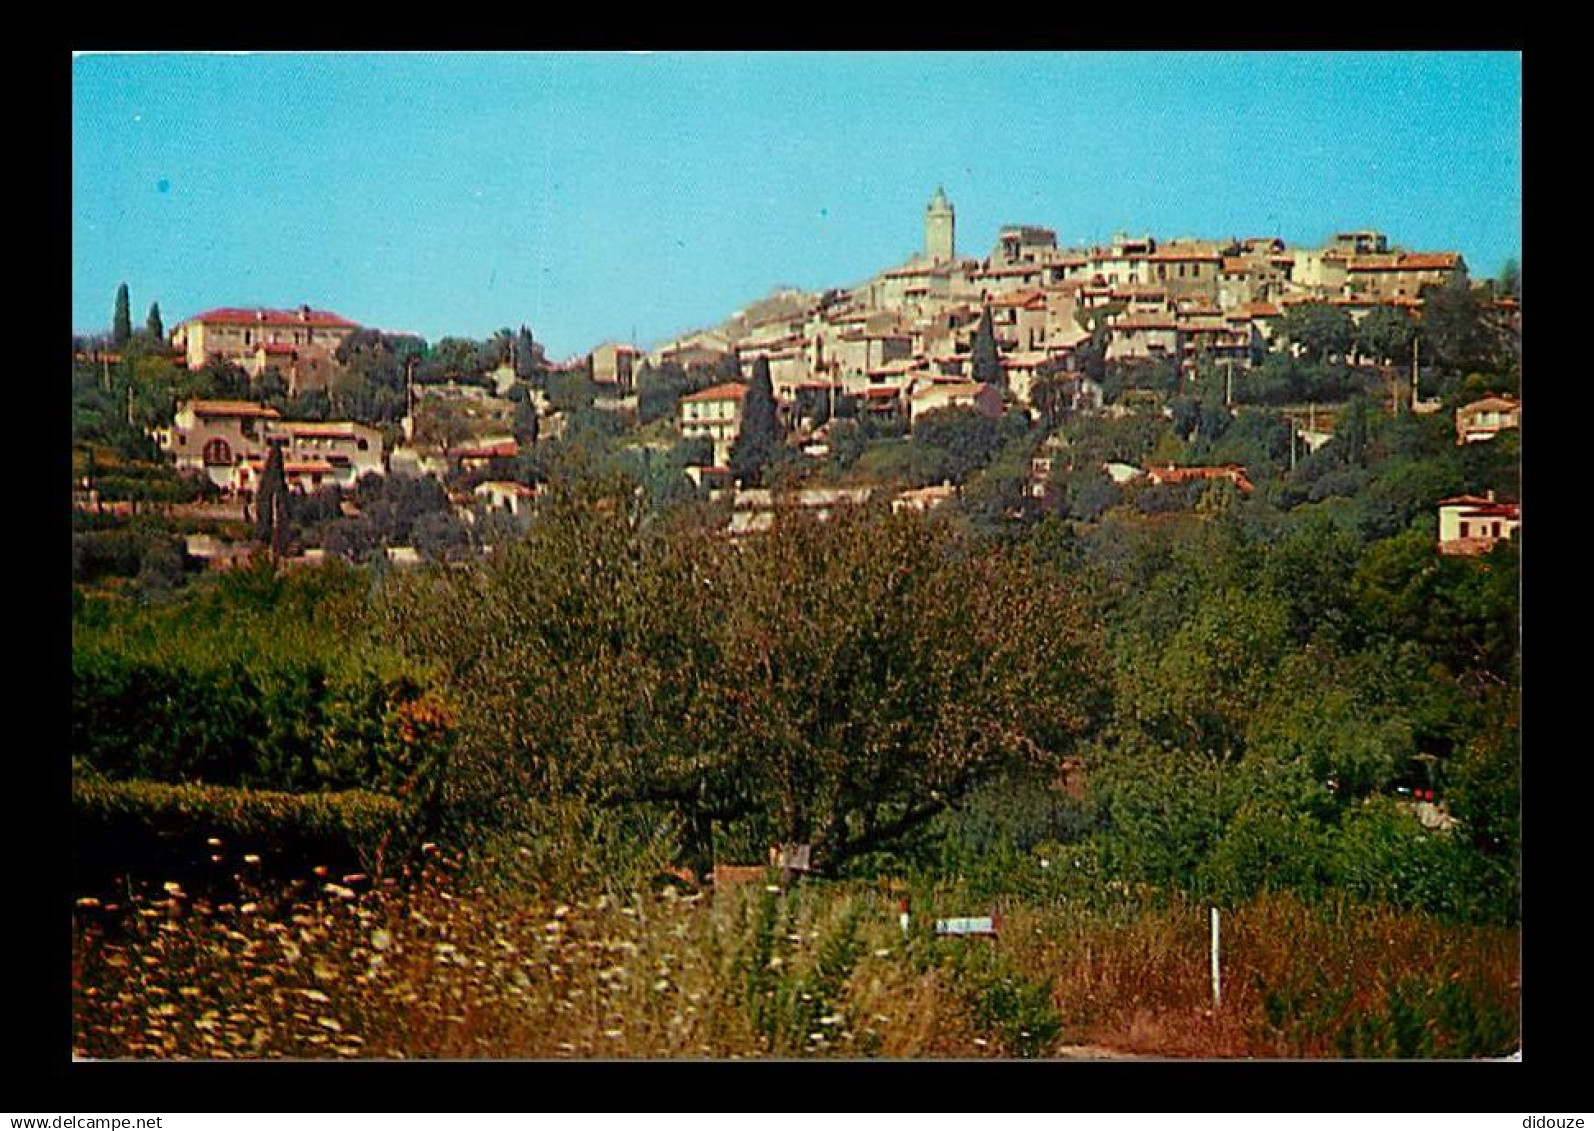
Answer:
[112,283,132,348]
[729,357,780,487]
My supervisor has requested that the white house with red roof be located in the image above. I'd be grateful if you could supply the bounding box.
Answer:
[265,420,385,487]
[171,305,360,393]
[159,399,283,489]
[1438,492,1520,555]
[160,399,386,493]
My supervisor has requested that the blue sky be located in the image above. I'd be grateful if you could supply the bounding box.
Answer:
[73,51,1521,360]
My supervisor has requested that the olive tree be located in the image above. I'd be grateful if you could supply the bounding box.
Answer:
[377,480,1109,877]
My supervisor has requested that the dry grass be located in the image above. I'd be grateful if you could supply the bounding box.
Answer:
[997,892,1520,1058]
[73,864,1519,1060]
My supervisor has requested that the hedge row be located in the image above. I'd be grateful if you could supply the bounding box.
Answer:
[71,648,449,795]
[72,776,421,891]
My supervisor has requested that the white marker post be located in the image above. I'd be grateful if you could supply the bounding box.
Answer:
[1210,906,1222,1010]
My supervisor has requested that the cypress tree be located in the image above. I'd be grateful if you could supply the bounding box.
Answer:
[146,302,164,341]
[971,305,1003,387]
[112,283,132,348]
[515,325,540,380]
[255,442,291,556]
[729,357,780,487]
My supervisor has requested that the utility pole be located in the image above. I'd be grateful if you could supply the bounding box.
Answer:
[1411,333,1420,411]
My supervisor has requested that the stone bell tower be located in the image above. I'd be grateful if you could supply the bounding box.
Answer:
[925,185,955,264]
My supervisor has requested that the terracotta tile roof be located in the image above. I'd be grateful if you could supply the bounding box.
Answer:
[185,306,358,328]
[1460,396,1521,413]
[1347,252,1463,272]
[1227,302,1282,319]
[681,382,750,403]
[1147,463,1254,493]
[454,439,520,460]
[1439,495,1520,519]
[189,400,282,419]
[1112,314,1179,331]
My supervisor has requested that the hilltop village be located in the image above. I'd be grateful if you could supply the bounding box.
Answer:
[72,187,1520,573]
[71,189,1525,1061]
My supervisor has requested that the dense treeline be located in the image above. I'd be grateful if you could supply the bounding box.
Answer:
[71,275,1520,925]
[72,460,1518,924]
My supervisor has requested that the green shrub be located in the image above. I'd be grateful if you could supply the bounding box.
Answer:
[72,564,450,797]
[940,939,1063,1057]
[1329,797,1513,921]
[72,777,421,889]
[71,648,447,794]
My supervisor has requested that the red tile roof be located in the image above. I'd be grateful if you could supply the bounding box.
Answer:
[1439,494,1520,518]
[681,382,750,403]
[1147,463,1254,493]
[188,400,282,419]
[455,439,520,460]
[185,306,359,328]
[1346,252,1463,273]
[1113,315,1179,331]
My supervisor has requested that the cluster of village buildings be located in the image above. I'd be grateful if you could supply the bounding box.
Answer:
[121,188,1519,556]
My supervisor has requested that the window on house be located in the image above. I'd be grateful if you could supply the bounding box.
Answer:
[1459,521,1470,539]
[202,438,232,466]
